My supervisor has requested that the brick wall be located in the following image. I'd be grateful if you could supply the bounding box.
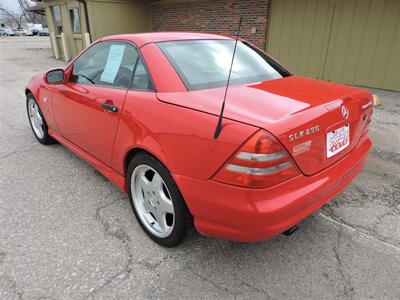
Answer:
[151,0,269,50]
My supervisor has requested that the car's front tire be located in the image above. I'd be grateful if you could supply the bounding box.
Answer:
[127,153,192,247]
[26,93,54,145]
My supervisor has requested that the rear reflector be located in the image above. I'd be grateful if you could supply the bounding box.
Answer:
[236,151,286,162]
[213,130,300,188]
[226,162,292,175]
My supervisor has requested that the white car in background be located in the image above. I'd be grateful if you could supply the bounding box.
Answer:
[14,28,33,36]
[0,28,15,36]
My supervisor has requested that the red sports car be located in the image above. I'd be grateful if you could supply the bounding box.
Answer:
[26,32,372,247]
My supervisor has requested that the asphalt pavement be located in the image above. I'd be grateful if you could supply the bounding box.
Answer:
[0,36,399,299]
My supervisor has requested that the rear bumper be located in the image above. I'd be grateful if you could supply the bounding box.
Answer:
[175,136,372,242]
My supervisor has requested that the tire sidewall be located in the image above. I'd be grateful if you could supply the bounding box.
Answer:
[127,153,190,247]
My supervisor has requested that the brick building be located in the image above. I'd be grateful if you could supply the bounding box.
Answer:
[152,0,269,50]
[42,0,400,91]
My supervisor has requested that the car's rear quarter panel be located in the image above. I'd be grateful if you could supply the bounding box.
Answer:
[111,91,258,180]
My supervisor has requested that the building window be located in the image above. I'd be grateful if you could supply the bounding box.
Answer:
[52,5,62,34]
[69,8,81,33]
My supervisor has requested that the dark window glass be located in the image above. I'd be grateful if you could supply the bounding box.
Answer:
[52,5,62,34]
[158,40,284,91]
[69,8,81,33]
[70,41,139,89]
[132,57,154,91]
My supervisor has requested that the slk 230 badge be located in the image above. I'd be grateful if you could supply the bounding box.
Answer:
[289,125,320,142]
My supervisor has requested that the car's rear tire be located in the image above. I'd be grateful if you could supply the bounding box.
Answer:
[26,93,54,145]
[127,152,192,247]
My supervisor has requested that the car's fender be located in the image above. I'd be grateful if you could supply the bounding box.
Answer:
[26,73,60,132]
[25,74,42,99]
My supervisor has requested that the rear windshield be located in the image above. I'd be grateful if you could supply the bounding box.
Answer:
[157,40,286,91]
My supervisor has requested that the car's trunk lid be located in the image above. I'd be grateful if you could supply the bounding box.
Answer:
[156,75,373,175]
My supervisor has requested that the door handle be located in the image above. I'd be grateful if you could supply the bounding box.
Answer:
[101,102,118,112]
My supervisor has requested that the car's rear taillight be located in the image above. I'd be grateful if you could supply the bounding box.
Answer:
[212,130,300,188]
[361,111,373,136]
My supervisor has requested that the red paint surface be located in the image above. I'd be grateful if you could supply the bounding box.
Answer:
[26,33,372,242]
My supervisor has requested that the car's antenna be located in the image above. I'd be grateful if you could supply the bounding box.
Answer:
[213,17,243,139]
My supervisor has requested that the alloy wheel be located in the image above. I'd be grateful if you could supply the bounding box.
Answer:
[28,98,44,139]
[131,164,175,238]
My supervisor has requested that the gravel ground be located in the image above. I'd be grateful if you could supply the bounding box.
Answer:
[0,36,399,300]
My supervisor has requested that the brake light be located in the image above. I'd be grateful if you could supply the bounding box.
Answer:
[213,130,300,188]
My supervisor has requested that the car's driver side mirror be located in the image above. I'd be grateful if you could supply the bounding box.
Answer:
[45,68,65,84]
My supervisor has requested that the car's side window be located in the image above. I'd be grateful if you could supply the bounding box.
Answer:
[70,41,138,89]
[131,57,154,91]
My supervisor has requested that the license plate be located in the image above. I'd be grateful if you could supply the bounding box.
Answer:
[326,125,350,158]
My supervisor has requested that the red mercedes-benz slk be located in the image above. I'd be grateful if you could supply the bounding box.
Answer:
[26,32,372,247]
